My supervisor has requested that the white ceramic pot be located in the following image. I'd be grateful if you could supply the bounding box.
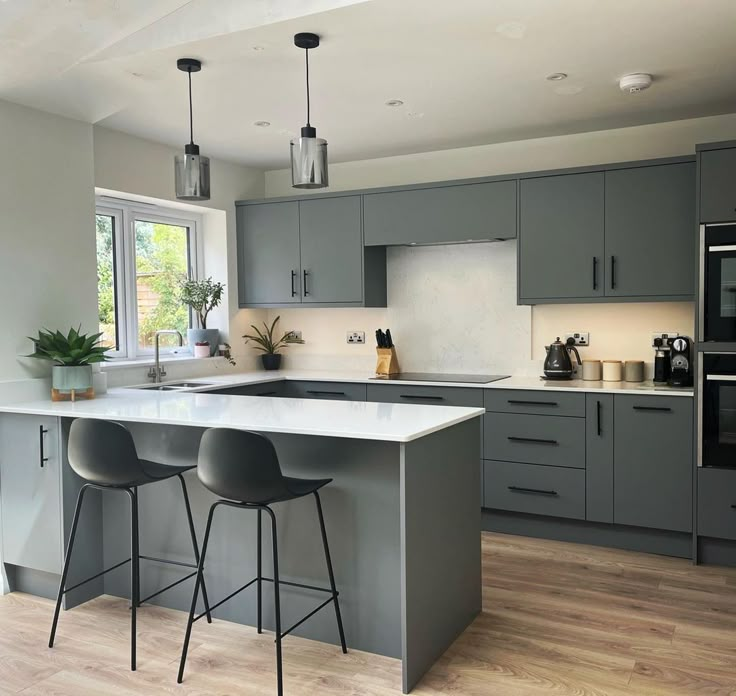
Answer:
[52,365,93,394]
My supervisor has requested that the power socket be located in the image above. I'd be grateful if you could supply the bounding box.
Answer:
[651,331,679,348]
[347,331,365,345]
[285,330,303,343]
[564,332,590,347]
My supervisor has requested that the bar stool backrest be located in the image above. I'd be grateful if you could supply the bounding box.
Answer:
[198,428,290,504]
[68,418,145,486]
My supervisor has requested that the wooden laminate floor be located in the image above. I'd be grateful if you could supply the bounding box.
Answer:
[1,532,736,695]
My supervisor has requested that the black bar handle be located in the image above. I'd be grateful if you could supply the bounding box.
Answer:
[592,257,598,290]
[303,270,309,296]
[597,400,602,436]
[507,399,558,407]
[632,406,672,413]
[610,256,616,289]
[507,436,558,445]
[257,391,278,396]
[731,504,736,509]
[400,394,445,401]
[306,390,346,397]
[508,486,558,497]
[39,425,49,468]
[291,270,297,297]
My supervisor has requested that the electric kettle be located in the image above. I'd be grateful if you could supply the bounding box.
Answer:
[544,337,581,380]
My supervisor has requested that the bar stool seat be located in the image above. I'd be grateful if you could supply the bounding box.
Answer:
[177,428,347,695]
[48,418,212,672]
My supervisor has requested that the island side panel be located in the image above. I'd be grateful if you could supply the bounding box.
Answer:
[101,423,403,659]
[400,417,482,693]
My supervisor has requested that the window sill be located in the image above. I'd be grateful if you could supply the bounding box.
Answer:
[102,355,227,371]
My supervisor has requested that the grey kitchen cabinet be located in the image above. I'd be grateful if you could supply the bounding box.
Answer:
[237,201,301,306]
[236,196,386,308]
[585,394,614,524]
[212,382,287,397]
[699,145,736,223]
[613,395,693,533]
[484,389,585,418]
[284,380,367,401]
[697,467,736,541]
[0,414,62,575]
[604,162,695,297]
[519,172,605,301]
[363,180,517,246]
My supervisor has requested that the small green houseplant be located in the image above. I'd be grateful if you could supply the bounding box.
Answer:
[179,277,225,356]
[27,327,111,400]
[243,316,290,370]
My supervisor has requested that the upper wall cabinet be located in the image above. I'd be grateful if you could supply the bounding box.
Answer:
[363,180,517,246]
[518,158,696,304]
[699,144,736,223]
[237,196,386,308]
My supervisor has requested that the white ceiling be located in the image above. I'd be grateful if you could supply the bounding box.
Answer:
[2,0,736,169]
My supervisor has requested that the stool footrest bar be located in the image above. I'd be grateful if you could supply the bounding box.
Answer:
[139,554,197,569]
[62,558,131,595]
[279,597,336,639]
[138,571,197,606]
[193,578,258,623]
[261,576,336,595]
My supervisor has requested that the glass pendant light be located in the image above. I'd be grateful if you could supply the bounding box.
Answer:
[291,33,328,189]
[175,58,211,201]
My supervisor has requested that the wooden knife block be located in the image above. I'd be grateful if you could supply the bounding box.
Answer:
[375,347,400,377]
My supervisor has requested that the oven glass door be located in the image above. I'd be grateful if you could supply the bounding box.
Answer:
[704,226,736,342]
[703,354,736,468]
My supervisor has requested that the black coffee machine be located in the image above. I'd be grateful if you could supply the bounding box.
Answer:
[667,336,693,387]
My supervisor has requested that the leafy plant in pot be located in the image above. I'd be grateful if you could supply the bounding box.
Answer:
[179,277,225,356]
[243,316,290,370]
[27,327,111,401]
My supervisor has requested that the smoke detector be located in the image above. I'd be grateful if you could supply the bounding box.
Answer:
[619,73,653,94]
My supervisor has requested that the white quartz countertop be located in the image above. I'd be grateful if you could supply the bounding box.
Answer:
[0,389,484,443]
[111,369,693,397]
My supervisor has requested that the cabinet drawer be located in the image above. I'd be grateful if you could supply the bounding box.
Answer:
[285,381,367,401]
[484,412,585,468]
[366,384,483,408]
[483,460,585,520]
[213,382,286,397]
[484,389,585,417]
[698,468,736,540]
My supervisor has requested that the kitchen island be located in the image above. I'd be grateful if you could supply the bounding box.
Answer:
[0,389,483,693]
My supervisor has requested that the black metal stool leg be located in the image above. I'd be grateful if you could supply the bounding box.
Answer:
[257,508,263,634]
[129,488,139,671]
[177,474,212,624]
[314,491,347,653]
[266,507,283,696]
[178,502,218,684]
[49,485,88,648]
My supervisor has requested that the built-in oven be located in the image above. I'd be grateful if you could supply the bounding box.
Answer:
[700,353,736,468]
[702,224,736,343]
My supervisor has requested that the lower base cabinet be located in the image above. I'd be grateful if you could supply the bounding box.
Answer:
[697,468,736,540]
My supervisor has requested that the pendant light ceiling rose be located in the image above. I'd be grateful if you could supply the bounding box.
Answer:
[177,58,202,73]
[294,33,320,50]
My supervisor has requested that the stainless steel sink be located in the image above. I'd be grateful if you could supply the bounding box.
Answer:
[132,381,215,391]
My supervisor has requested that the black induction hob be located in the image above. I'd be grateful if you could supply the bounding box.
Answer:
[371,372,509,384]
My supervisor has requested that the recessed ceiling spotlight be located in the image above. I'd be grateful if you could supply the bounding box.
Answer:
[252,45,265,51]
[254,120,271,127]
[619,73,653,94]
[385,99,404,107]
[546,72,567,81]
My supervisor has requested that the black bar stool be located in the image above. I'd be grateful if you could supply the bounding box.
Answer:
[48,418,212,670]
[177,428,347,694]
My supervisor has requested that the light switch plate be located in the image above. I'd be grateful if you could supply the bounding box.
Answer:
[564,332,589,347]
[347,331,365,345]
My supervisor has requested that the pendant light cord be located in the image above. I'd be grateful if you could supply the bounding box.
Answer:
[305,47,311,127]
[188,68,194,145]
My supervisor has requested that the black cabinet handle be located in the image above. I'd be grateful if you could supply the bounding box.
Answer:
[303,270,309,296]
[39,425,49,468]
[507,436,558,445]
[507,399,558,407]
[610,256,616,289]
[632,406,672,413]
[597,400,602,436]
[257,391,278,396]
[400,394,445,401]
[731,504,736,509]
[592,257,598,290]
[306,390,346,397]
[508,486,558,497]
[291,270,297,297]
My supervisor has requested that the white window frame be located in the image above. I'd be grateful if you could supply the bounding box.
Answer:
[95,198,203,361]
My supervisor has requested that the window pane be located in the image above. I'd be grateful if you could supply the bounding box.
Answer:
[134,220,191,351]
[96,214,119,350]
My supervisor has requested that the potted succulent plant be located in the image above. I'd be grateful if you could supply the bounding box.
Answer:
[179,277,225,356]
[27,327,111,401]
[243,316,290,370]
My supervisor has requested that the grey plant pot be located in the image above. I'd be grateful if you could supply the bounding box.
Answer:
[261,353,282,371]
[187,328,220,356]
[52,365,93,394]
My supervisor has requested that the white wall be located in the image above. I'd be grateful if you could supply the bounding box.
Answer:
[0,100,96,383]
[93,126,267,381]
[264,113,736,374]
